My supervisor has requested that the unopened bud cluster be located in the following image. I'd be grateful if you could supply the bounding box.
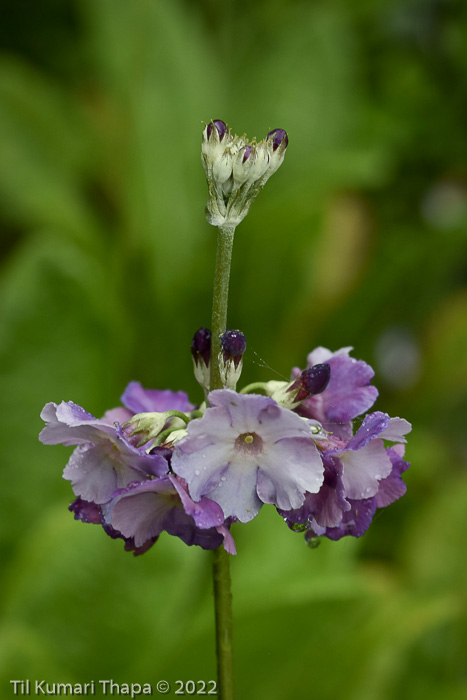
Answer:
[202,120,288,227]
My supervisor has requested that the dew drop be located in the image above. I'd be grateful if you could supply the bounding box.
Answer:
[194,469,200,476]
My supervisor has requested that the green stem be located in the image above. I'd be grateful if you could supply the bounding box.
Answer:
[210,224,235,700]
[210,225,236,392]
[212,546,234,699]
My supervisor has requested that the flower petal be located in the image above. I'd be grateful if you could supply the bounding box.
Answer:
[375,447,410,508]
[256,437,324,510]
[303,349,378,424]
[206,464,262,523]
[63,444,145,504]
[340,439,393,500]
[379,417,412,443]
[320,497,377,540]
[121,381,193,414]
[39,401,114,446]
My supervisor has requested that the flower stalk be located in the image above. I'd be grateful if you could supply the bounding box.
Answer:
[209,222,236,700]
[210,225,236,392]
[212,545,234,700]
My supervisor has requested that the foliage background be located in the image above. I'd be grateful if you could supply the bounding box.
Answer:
[1,0,466,697]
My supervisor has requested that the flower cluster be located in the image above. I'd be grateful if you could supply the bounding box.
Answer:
[39,120,411,557]
[202,120,288,227]
[39,334,411,556]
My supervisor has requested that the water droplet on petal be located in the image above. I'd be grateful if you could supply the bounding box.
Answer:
[195,469,200,476]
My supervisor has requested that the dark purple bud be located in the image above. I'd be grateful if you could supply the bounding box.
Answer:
[288,363,330,402]
[220,330,247,368]
[267,128,288,151]
[207,120,227,141]
[191,327,211,367]
[242,145,253,163]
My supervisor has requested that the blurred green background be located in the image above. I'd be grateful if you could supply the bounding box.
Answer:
[1,0,466,698]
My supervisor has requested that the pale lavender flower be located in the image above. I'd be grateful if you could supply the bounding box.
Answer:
[172,389,324,523]
[39,401,169,504]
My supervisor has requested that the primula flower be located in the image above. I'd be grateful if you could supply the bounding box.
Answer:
[101,474,236,554]
[282,411,411,539]
[39,398,170,504]
[172,389,324,523]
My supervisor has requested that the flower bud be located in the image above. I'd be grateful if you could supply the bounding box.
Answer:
[268,363,330,409]
[213,150,234,186]
[201,120,232,175]
[219,329,247,389]
[267,128,289,151]
[191,327,211,391]
[264,128,289,179]
[232,145,254,187]
[287,363,331,403]
[246,141,270,184]
[123,412,172,448]
[207,120,227,141]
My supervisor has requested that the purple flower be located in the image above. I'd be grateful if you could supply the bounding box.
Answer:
[101,475,236,554]
[284,412,411,540]
[330,412,411,501]
[39,401,169,504]
[172,390,324,523]
[298,347,378,437]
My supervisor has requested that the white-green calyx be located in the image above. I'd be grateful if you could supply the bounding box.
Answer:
[202,121,288,228]
[124,410,190,448]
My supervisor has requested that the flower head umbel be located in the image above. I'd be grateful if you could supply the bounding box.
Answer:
[202,120,288,227]
[40,341,410,556]
[172,389,324,523]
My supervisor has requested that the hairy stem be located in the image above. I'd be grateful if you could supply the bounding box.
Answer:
[210,225,236,392]
[212,546,234,699]
[210,223,236,700]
